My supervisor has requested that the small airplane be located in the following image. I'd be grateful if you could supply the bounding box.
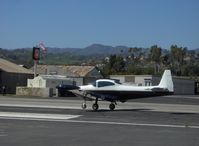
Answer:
[57,70,174,111]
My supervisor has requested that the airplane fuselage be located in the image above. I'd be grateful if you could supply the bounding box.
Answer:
[59,70,174,111]
[80,84,173,102]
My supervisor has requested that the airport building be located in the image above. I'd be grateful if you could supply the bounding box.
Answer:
[34,65,104,85]
[27,75,74,95]
[1,58,198,96]
[0,58,34,94]
[110,74,199,95]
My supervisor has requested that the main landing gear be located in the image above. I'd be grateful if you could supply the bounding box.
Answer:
[81,98,99,111]
[92,103,99,111]
[109,103,115,111]
[81,100,116,111]
[92,97,99,111]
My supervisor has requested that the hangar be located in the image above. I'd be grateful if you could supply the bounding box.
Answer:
[34,65,104,86]
[0,58,34,94]
[110,74,198,95]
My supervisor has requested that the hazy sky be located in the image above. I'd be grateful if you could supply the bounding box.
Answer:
[0,0,199,49]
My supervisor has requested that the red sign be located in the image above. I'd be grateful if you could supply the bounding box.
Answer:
[32,47,40,60]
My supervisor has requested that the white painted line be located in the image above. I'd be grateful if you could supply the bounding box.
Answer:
[1,101,199,114]
[0,112,81,120]
[64,120,199,129]
[0,104,80,110]
[0,112,198,129]
[0,134,8,137]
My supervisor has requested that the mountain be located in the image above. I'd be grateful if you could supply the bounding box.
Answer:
[45,44,130,55]
[1,44,199,65]
[46,47,80,54]
[195,48,199,54]
[74,44,129,55]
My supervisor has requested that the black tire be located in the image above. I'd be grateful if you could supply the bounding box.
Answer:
[92,103,99,111]
[109,103,115,111]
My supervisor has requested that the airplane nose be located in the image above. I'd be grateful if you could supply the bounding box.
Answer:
[56,84,80,90]
[79,85,89,91]
[79,86,85,90]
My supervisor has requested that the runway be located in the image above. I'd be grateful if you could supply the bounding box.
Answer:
[0,95,199,146]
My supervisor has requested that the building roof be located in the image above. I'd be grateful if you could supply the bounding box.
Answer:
[35,65,97,77]
[65,65,96,77]
[39,75,69,80]
[0,58,33,74]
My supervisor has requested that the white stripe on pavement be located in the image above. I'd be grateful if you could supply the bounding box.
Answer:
[0,112,81,120]
[0,112,199,129]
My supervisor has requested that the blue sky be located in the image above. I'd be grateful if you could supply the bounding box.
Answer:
[0,0,199,49]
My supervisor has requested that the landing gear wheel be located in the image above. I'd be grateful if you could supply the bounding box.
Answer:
[109,103,115,111]
[92,103,99,111]
[81,103,87,109]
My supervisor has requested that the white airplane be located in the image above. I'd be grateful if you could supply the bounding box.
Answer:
[67,70,174,111]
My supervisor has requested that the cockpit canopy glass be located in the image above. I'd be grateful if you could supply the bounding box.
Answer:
[91,80,119,87]
[98,81,115,87]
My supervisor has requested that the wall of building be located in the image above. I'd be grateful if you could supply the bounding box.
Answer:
[16,87,53,97]
[111,74,196,95]
[28,76,75,95]
[173,78,195,95]
[83,77,99,85]
[134,76,152,86]
[152,76,195,95]
[110,76,125,83]
[110,75,152,86]
[0,71,34,94]
[28,76,46,88]
[70,78,83,86]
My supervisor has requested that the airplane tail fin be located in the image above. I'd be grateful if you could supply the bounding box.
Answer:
[158,70,174,92]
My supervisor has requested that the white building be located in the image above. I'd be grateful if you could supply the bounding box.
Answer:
[27,75,74,95]
[110,74,196,95]
[110,75,153,86]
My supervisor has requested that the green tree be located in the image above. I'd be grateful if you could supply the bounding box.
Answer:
[102,54,126,75]
[149,45,162,74]
[170,45,187,75]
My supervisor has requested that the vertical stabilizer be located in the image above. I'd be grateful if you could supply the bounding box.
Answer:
[158,70,174,92]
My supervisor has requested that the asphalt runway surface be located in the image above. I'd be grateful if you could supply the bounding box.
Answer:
[0,95,199,146]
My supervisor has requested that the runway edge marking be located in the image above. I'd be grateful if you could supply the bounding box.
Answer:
[0,112,81,120]
[0,112,199,129]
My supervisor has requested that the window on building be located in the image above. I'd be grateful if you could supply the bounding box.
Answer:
[144,79,152,86]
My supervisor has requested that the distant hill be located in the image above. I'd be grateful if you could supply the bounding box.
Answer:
[3,44,198,56]
[44,44,155,57]
[46,44,130,55]
[1,44,198,67]
[44,44,180,56]
[195,48,199,53]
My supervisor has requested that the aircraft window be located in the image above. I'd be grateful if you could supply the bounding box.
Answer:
[98,81,115,87]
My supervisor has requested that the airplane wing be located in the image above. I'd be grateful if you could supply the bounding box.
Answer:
[69,89,95,101]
